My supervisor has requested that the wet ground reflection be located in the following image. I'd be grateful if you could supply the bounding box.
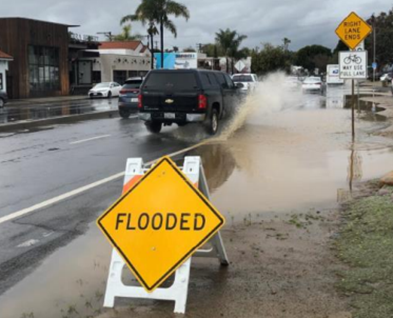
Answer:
[0,99,118,124]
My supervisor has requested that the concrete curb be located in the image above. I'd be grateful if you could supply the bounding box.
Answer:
[0,110,121,132]
[7,95,89,107]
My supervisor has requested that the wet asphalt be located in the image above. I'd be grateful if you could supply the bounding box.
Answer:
[0,105,194,295]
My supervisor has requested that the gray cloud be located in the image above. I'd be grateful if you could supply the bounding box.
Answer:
[1,0,390,50]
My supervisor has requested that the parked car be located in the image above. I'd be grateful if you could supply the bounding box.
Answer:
[284,76,301,89]
[380,73,392,82]
[231,73,258,93]
[88,82,122,99]
[118,77,144,118]
[302,77,325,92]
[138,69,243,135]
[0,91,8,107]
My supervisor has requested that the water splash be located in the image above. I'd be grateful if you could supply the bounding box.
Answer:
[218,72,303,140]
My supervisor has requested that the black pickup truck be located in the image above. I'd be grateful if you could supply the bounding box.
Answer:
[137,69,244,135]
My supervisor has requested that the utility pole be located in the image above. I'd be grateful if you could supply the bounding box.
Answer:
[97,32,113,41]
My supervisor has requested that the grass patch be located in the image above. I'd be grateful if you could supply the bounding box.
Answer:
[336,187,393,318]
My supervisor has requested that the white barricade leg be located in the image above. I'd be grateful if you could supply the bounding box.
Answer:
[103,248,126,307]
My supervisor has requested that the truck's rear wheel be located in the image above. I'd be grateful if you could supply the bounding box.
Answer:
[207,109,219,135]
[145,121,162,134]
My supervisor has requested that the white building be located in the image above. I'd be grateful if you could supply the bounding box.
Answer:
[0,50,13,93]
[86,41,152,84]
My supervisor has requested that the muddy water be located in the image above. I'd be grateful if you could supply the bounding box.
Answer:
[187,79,393,222]
[1,77,393,317]
[0,225,113,318]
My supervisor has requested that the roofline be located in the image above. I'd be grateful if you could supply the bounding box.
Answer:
[0,57,13,61]
[0,17,79,27]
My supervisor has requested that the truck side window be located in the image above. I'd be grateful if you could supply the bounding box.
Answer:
[224,74,235,89]
[208,74,219,87]
[200,73,211,88]
[215,73,227,88]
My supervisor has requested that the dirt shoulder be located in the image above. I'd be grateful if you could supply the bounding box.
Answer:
[96,209,350,318]
[335,180,393,318]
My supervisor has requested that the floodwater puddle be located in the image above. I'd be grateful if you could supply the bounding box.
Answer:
[0,225,113,318]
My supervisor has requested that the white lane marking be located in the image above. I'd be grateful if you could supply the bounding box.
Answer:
[43,231,54,238]
[17,239,40,248]
[70,135,111,145]
[0,173,124,225]
[0,140,208,225]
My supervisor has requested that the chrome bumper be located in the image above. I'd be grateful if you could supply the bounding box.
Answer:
[138,113,206,122]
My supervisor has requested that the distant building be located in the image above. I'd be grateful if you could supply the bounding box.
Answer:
[0,17,78,99]
[85,41,152,85]
[0,49,13,93]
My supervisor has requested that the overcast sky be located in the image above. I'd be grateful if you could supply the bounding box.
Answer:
[1,0,391,51]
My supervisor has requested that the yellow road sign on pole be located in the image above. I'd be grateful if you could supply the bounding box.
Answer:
[335,12,372,50]
[97,157,225,292]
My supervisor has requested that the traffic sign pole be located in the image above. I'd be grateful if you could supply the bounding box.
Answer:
[351,78,355,141]
[336,12,373,142]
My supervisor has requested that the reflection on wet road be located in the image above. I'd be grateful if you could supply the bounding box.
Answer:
[0,98,118,124]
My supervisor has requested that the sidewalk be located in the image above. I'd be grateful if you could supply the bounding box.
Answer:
[7,95,88,107]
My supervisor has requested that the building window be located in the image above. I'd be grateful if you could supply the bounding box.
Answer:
[113,71,127,85]
[29,45,60,92]
[92,71,101,85]
[0,73,3,90]
[128,71,138,78]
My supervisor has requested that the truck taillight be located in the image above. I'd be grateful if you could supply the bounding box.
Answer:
[198,94,207,109]
[138,94,143,108]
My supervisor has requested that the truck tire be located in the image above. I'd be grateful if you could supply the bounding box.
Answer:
[207,109,219,135]
[145,121,162,134]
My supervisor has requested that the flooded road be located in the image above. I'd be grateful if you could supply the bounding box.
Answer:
[1,79,393,318]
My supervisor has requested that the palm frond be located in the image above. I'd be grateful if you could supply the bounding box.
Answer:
[164,19,177,37]
[166,0,190,20]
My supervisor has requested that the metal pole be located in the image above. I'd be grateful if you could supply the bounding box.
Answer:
[357,80,360,113]
[352,79,355,141]
[373,21,376,101]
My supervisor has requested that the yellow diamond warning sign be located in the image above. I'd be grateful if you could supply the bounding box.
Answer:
[335,12,372,50]
[97,157,225,292]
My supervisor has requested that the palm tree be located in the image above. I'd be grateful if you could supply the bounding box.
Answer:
[215,29,247,73]
[121,4,159,70]
[114,25,143,41]
[122,0,190,69]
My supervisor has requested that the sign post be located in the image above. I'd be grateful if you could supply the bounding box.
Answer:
[336,12,373,140]
[97,156,229,313]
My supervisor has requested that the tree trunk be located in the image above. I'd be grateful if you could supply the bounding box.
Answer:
[150,34,154,70]
[226,57,229,73]
[160,17,164,69]
[231,58,234,74]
